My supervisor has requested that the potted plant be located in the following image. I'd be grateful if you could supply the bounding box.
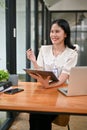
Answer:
[0,70,9,82]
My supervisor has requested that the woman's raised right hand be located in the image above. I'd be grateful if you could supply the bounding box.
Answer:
[26,49,36,63]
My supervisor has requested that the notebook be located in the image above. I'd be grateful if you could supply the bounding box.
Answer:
[23,68,59,83]
[0,81,12,92]
[58,67,87,96]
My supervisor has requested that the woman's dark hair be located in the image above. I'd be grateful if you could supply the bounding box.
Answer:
[50,19,75,50]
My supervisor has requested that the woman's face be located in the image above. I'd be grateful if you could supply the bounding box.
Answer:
[50,23,66,45]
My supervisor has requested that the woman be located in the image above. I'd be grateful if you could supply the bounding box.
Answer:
[26,19,78,130]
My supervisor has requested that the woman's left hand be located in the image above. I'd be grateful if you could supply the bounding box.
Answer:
[29,73,51,89]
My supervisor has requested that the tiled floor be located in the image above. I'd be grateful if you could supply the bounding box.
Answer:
[8,113,87,130]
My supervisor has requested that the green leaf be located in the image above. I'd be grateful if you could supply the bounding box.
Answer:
[0,70,9,82]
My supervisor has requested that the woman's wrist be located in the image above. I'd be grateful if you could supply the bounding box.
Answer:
[32,61,44,70]
[32,61,39,69]
[49,81,60,88]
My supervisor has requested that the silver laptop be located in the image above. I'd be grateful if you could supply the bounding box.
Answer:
[58,67,87,96]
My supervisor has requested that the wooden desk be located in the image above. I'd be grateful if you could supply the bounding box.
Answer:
[0,82,87,115]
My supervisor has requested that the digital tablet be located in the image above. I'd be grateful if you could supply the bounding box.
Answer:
[23,68,59,82]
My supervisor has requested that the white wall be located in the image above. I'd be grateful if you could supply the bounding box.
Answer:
[16,11,26,74]
[49,0,87,10]
[0,8,6,70]
[16,0,26,74]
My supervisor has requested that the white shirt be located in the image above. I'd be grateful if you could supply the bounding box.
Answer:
[37,45,78,76]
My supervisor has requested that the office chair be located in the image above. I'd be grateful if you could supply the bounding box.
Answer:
[53,114,70,130]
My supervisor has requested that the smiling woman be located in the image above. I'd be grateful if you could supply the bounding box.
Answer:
[26,19,78,130]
